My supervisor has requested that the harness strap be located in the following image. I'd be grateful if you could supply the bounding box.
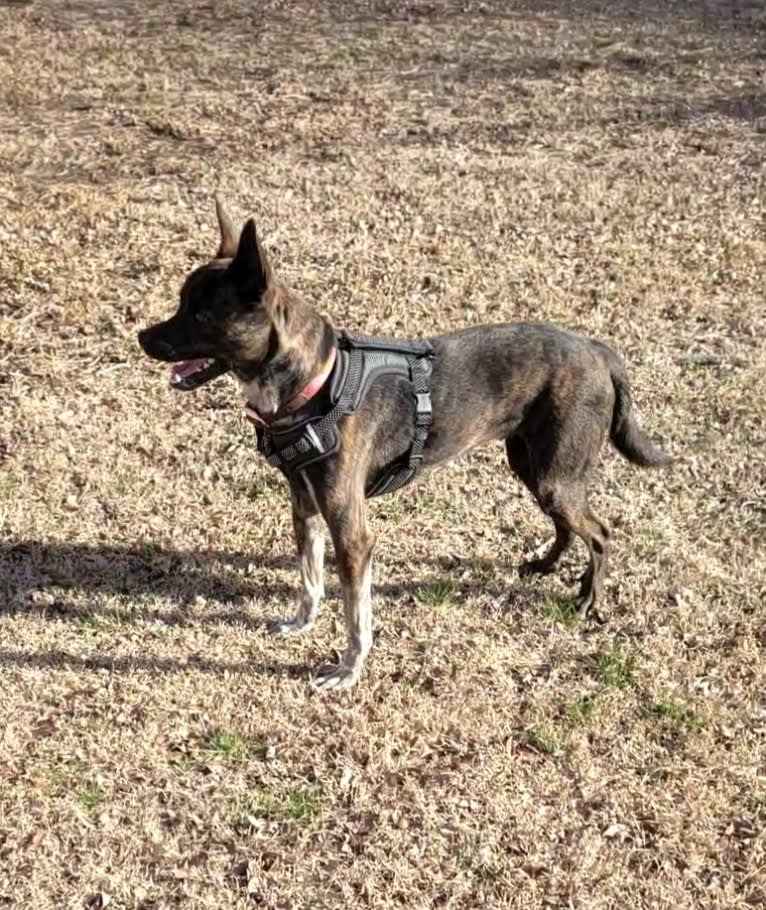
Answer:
[364,353,433,498]
[312,347,364,440]
[338,330,433,358]
[256,347,361,473]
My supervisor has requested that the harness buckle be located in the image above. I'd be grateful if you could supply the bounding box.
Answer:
[416,392,432,425]
[303,423,326,455]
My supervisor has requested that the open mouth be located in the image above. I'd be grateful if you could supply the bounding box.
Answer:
[169,358,229,391]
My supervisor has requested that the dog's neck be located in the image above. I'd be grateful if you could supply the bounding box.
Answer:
[236,295,336,424]
[244,345,336,427]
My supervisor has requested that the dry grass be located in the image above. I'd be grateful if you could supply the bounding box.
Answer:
[1,1,765,907]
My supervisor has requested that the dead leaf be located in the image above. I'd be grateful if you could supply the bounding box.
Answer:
[603,823,630,841]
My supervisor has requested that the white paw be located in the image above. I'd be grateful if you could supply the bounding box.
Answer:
[267,617,314,636]
[311,664,360,693]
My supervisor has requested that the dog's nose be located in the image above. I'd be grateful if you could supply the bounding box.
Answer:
[138,330,174,358]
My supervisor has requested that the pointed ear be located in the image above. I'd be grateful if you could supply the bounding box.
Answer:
[230,218,273,297]
[215,195,238,259]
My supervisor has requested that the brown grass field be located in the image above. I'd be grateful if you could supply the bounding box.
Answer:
[1,0,765,907]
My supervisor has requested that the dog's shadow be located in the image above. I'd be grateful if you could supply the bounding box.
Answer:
[0,539,317,679]
[1,538,294,624]
[0,645,312,681]
[0,539,548,678]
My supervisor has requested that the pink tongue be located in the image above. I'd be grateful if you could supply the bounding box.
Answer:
[170,358,210,384]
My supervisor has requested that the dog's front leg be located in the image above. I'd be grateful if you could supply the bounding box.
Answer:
[269,476,324,635]
[313,491,374,693]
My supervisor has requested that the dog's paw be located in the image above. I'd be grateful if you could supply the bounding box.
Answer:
[311,664,359,693]
[518,557,554,578]
[575,599,606,627]
[267,617,314,636]
[573,590,605,625]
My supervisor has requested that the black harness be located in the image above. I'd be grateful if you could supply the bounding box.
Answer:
[256,331,434,498]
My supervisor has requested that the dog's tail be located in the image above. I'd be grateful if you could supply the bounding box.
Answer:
[609,362,672,468]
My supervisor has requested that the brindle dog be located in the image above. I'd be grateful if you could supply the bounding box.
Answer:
[138,199,671,691]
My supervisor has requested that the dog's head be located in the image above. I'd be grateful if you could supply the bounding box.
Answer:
[137,198,283,393]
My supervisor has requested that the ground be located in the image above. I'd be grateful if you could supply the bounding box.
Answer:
[0,1,765,907]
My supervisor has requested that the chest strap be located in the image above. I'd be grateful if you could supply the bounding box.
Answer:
[365,351,433,497]
[256,331,434,498]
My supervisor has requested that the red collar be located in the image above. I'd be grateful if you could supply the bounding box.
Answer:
[244,347,337,428]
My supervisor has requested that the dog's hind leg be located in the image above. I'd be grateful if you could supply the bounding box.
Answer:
[313,487,375,693]
[510,398,612,618]
[531,476,610,620]
[551,492,610,618]
[506,437,574,577]
[269,476,325,636]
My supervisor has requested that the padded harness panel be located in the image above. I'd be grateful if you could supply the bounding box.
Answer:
[256,331,434,498]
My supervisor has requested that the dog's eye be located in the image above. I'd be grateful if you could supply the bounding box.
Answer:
[195,310,213,324]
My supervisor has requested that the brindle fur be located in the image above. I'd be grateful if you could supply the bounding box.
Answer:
[138,199,671,691]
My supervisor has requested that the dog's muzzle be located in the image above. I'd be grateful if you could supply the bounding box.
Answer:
[138,329,175,360]
[137,328,230,391]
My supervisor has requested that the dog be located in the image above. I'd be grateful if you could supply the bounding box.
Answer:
[138,198,671,691]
